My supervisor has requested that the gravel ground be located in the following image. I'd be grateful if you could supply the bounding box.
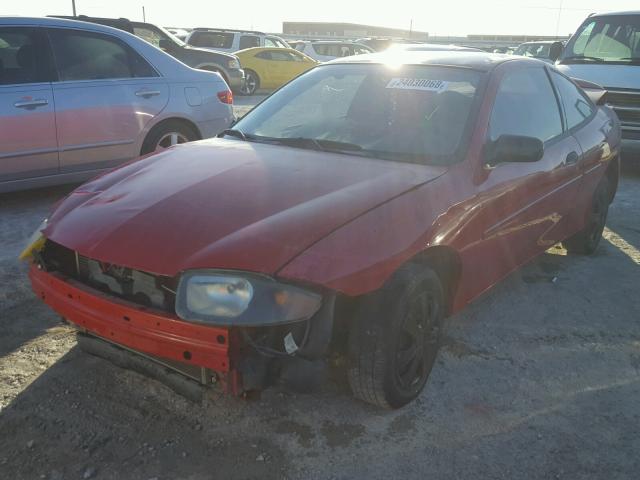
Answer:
[1,100,639,479]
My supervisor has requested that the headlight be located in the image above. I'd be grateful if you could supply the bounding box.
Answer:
[227,59,241,69]
[175,270,322,326]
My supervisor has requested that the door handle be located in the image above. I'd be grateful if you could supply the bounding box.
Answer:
[135,90,161,98]
[14,99,49,109]
[564,151,579,166]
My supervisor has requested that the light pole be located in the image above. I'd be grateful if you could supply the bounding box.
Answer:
[72,0,77,16]
[143,6,146,22]
[555,0,564,37]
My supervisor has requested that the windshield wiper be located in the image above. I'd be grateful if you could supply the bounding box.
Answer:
[268,137,326,151]
[253,136,365,154]
[560,55,605,63]
[619,57,640,63]
[218,129,247,141]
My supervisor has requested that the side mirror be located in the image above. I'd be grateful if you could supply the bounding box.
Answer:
[159,38,172,51]
[484,135,544,167]
[549,41,563,62]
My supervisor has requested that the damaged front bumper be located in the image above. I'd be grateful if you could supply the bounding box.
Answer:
[29,265,242,395]
[29,261,336,398]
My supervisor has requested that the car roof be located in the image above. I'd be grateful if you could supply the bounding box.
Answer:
[0,16,130,35]
[192,28,267,35]
[327,50,524,72]
[589,10,640,17]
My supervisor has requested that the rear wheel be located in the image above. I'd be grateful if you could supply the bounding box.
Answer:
[347,264,445,409]
[564,177,610,255]
[141,121,199,155]
[240,70,260,96]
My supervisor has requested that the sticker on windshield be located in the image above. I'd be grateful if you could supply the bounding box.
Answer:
[386,78,449,92]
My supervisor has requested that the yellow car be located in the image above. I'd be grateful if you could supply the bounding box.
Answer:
[236,47,317,95]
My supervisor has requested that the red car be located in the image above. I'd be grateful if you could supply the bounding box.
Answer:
[25,52,620,408]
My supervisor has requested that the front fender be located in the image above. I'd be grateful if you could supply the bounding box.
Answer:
[277,177,454,296]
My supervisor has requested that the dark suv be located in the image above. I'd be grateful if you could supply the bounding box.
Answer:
[52,16,245,92]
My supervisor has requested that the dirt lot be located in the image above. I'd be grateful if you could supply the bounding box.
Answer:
[1,105,639,478]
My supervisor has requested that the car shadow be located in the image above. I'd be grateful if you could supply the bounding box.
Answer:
[0,345,289,479]
[0,185,76,359]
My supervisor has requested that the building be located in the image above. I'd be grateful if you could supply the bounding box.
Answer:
[282,22,429,40]
[280,22,568,48]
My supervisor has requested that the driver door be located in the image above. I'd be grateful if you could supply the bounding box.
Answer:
[456,64,583,302]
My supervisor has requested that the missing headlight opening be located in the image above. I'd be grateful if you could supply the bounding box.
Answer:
[40,240,178,312]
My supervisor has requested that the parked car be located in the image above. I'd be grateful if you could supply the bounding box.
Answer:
[293,41,373,62]
[166,28,190,41]
[185,28,289,53]
[0,17,234,193]
[356,37,396,51]
[388,43,484,53]
[356,37,421,51]
[25,51,620,408]
[513,41,562,63]
[235,47,317,95]
[555,11,640,159]
[52,16,245,92]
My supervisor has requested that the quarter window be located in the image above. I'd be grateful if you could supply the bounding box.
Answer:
[49,29,157,81]
[133,26,163,48]
[489,67,563,143]
[0,27,46,85]
[239,35,260,49]
[551,71,594,129]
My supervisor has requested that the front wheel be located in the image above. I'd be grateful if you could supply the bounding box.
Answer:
[563,177,610,255]
[240,70,260,96]
[347,264,445,409]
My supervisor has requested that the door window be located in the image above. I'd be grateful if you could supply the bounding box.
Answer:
[0,27,47,85]
[268,51,298,61]
[239,35,260,49]
[551,71,595,129]
[489,67,563,143]
[264,37,278,48]
[255,51,273,60]
[48,29,157,81]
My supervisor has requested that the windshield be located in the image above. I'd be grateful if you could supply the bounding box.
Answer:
[233,64,483,165]
[560,15,640,63]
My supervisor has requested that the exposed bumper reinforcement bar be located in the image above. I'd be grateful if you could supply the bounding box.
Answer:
[29,265,242,395]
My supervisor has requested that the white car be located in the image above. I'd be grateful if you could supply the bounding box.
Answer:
[185,29,289,53]
[0,17,234,192]
[293,41,373,62]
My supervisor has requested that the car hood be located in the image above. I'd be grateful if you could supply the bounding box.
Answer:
[45,139,446,277]
[556,63,640,90]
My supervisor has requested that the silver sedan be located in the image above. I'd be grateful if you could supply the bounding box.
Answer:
[0,17,235,192]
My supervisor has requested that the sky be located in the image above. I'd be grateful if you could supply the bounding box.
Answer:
[7,0,640,37]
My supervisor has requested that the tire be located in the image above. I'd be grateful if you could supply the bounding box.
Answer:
[140,121,199,156]
[347,264,445,409]
[563,176,610,255]
[240,70,260,96]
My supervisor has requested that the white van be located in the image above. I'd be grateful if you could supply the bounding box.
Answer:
[292,41,373,62]
[555,11,640,157]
